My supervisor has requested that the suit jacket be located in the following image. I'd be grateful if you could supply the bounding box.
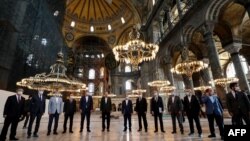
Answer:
[150,96,164,114]
[202,95,223,115]
[63,99,76,115]
[48,96,63,114]
[183,95,200,116]
[30,93,46,114]
[100,97,112,113]
[3,95,25,118]
[135,97,147,113]
[122,99,133,115]
[79,96,93,113]
[167,95,183,114]
[226,91,250,115]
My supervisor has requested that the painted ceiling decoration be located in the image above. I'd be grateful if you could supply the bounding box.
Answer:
[63,0,141,48]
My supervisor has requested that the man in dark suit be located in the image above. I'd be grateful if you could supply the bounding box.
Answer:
[79,92,93,132]
[122,95,133,132]
[0,88,25,141]
[150,90,165,133]
[226,82,250,125]
[27,90,46,138]
[167,92,184,134]
[135,92,148,132]
[202,88,224,140]
[183,89,202,137]
[100,92,112,132]
[62,94,76,133]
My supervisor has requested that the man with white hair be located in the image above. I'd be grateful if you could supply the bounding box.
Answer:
[79,92,93,133]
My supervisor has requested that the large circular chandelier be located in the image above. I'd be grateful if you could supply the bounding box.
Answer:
[209,77,239,87]
[17,52,86,92]
[132,89,147,93]
[112,26,159,66]
[160,85,176,93]
[194,85,212,92]
[171,60,208,78]
[148,80,170,87]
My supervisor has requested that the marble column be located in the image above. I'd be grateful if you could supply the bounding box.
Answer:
[162,63,175,85]
[182,75,194,90]
[165,8,173,30]
[202,23,226,103]
[200,58,212,85]
[224,42,250,93]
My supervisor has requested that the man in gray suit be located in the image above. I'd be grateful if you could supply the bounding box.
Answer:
[47,92,63,136]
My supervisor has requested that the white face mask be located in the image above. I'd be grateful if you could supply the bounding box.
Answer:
[154,93,158,97]
[17,91,23,95]
[38,91,44,95]
[126,96,129,100]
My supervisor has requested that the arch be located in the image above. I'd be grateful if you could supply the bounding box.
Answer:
[125,80,132,90]
[183,25,196,44]
[205,0,231,22]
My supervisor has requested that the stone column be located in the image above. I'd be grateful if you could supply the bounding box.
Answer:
[158,18,164,37]
[202,23,226,103]
[224,42,250,93]
[164,8,173,30]
[182,75,194,89]
[200,58,212,85]
[162,63,175,85]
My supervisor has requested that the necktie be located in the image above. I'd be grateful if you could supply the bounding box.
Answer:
[40,94,42,101]
[18,96,21,103]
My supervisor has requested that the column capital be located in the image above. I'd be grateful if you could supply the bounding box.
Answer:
[199,22,215,36]
[224,42,242,54]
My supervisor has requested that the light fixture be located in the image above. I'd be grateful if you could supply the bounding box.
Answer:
[209,77,239,87]
[121,17,125,24]
[113,25,159,66]
[160,85,176,93]
[148,80,170,87]
[17,51,86,92]
[132,89,146,94]
[152,0,155,6]
[171,47,208,78]
[54,10,59,16]
[70,21,75,27]
[90,25,94,32]
[194,85,212,92]
[108,24,112,31]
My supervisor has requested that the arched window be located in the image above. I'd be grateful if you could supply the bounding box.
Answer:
[88,69,95,79]
[88,83,95,93]
[125,65,131,73]
[100,67,104,78]
[226,56,249,78]
[125,80,132,90]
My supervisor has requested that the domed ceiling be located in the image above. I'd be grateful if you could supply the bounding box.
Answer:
[63,0,141,48]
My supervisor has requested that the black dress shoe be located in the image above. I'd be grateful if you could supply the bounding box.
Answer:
[53,132,58,135]
[47,132,50,136]
[79,130,83,133]
[69,131,73,133]
[137,129,141,132]
[221,136,224,140]
[181,131,184,134]
[161,130,165,133]
[102,129,105,132]
[154,130,158,133]
[145,129,147,132]
[27,135,31,138]
[62,131,66,134]
[123,129,127,132]
[87,130,91,132]
[188,132,194,136]
[107,129,110,132]
[172,131,177,134]
[208,134,216,138]
[9,137,18,140]
[129,129,131,132]
[33,134,39,137]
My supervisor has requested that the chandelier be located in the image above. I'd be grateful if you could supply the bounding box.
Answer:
[112,25,159,66]
[132,89,147,94]
[160,85,176,93]
[148,80,170,87]
[17,52,86,92]
[171,47,208,78]
[194,85,212,92]
[209,77,239,87]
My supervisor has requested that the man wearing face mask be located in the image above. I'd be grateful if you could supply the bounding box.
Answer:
[202,88,224,140]
[62,94,76,133]
[226,82,250,125]
[79,92,93,133]
[27,89,46,138]
[150,90,165,133]
[135,92,148,132]
[47,91,63,136]
[167,92,184,134]
[0,88,25,141]
[100,92,112,132]
[183,89,202,137]
[122,95,133,132]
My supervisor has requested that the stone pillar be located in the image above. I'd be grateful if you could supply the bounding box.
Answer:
[158,18,164,37]
[200,58,212,85]
[182,75,194,89]
[224,42,250,93]
[176,0,183,18]
[141,62,151,97]
[202,23,226,103]
[162,63,175,85]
